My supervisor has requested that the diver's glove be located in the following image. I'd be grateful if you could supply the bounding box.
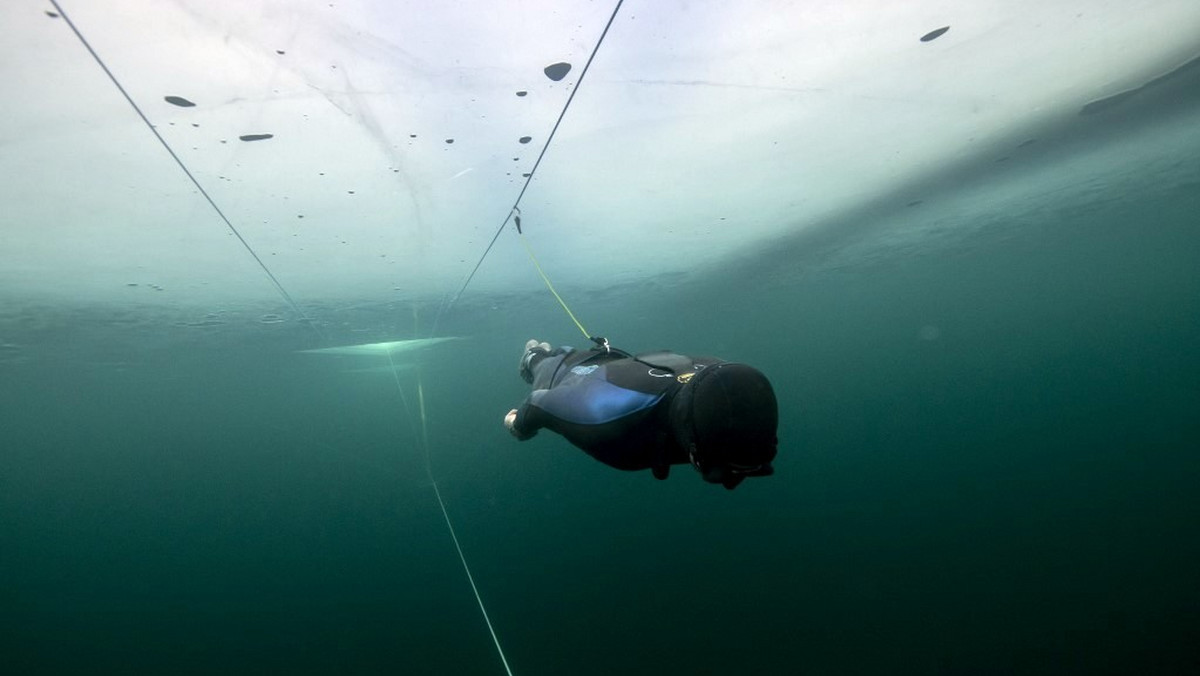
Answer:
[519,339,552,383]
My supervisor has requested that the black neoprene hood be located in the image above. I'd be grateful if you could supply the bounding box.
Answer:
[670,362,779,471]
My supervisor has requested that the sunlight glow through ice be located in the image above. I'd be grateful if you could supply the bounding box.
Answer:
[2,1,1199,312]
[296,337,460,356]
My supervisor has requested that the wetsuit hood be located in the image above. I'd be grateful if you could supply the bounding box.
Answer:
[669,362,778,489]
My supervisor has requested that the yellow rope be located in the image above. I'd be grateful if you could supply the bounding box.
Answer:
[518,231,590,340]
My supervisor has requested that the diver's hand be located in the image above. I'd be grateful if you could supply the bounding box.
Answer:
[503,409,518,431]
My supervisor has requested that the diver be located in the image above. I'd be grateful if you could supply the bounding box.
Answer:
[503,339,779,489]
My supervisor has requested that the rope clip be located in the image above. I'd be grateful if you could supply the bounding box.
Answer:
[590,336,610,353]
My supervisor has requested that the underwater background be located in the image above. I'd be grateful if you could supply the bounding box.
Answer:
[2,129,1198,674]
[4,1,1200,672]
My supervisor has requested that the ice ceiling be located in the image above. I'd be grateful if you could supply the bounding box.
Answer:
[2,1,1199,316]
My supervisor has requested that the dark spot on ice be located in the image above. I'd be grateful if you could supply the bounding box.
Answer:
[191,123,199,127]
[907,200,923,207]
[920,26,950,42]
[45,10,59,18]
[513,157,519,161]
[1017,139,1037,148]
[297,214,305,219]
[522,173,531,177]
[519,136,532,144]
[276,50,285,55]
[544,62,572,81]
[239,133,274,142]
[445,138,454,144]
[410,134,417,138]
[126,283,138,287]
[347,190,355,194]
[165,96,196,107]
[516,91,528,97]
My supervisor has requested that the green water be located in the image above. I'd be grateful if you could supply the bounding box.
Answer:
[2,156,1199,673]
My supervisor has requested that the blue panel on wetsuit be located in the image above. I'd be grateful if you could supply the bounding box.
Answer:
[530,376,662,425]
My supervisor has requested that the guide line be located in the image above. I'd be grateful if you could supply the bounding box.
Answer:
[387,342,515,675]
[49,0,320,339]
[434,0,625,337]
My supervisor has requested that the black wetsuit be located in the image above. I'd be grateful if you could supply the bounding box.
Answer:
[511,346,722,472]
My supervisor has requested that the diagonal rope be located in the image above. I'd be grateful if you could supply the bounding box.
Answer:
[517,232,590,340]
[386,349,515,675]
[425,454,515,676]
[49,0,320,338]
[434,0,625,335]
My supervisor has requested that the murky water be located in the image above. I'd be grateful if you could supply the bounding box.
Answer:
[3,131,1198,674]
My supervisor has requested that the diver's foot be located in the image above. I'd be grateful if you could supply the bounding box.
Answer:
[524,339,550,353]
[519,339,552,383]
